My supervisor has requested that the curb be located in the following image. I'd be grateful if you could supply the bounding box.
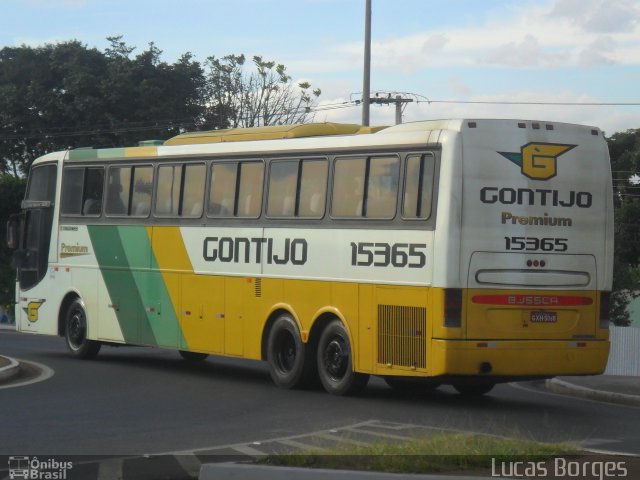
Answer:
[198,463,488,480]
[0,355,20,384]
[545,378,640,407]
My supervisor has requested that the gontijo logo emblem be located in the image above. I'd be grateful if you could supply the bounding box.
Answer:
[22,300,45,323]
[498,143,576,180]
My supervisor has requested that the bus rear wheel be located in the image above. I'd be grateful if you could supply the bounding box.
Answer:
[266,313,308,389]
[65,298,101,359]
[317,319,369,396]
[179,350,209,362]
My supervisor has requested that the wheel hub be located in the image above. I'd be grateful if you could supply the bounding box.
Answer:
[324,338,348,379]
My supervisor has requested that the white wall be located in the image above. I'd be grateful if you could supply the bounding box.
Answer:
[604,325,640,376]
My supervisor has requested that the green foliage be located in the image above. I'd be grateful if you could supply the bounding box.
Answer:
[0,37,206,176]
[0,174,26,304]
[0,37,323,305]
[203,54,321,128]
[0,38,322,176]
[607,129,640,325]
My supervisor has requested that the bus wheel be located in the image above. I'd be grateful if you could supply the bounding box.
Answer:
[267,313,307,389]
[179,350,209,362]
[452,382,494,396]
[317,319,369,396]
[65,299,101,359]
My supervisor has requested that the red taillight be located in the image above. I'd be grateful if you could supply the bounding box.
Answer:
[444,289,462,327]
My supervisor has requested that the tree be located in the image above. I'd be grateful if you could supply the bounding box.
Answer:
[0,38,207,176]
[0,38,323,304]
[607,129,640,325]
[202,54,321,128]
[0,174,26,305]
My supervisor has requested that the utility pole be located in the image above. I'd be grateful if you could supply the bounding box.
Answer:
[369,94,414,125]
[362,0,371,126]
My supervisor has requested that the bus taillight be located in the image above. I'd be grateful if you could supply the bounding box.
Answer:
[444,288,463,328]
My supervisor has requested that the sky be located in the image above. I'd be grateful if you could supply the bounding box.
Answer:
[2,0,640,135]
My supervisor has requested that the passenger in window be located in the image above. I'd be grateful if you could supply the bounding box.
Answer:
[82,177,103,215]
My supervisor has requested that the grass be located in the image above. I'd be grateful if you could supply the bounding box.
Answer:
[258,433,580,474]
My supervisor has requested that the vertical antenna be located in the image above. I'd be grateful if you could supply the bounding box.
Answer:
[362,0,371,126]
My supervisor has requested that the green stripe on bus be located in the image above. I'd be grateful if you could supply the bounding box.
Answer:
[87,225,157,345]
[118,227,182,348]
[98,148,126,159]
[68,149,98,161]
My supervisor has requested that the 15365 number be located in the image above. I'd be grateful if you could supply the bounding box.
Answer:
[350,242,427,268]
[504,236,568,252]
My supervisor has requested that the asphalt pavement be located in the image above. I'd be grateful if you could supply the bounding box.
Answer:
[2,322,638,480]
[2,321,639,406]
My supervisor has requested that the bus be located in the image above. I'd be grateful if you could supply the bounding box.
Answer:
[6,119,613,396]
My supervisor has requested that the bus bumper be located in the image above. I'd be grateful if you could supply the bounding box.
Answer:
[431,339,610,377]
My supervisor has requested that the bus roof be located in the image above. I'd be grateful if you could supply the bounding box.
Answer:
[36,119,602,165]
[164,123,388,146]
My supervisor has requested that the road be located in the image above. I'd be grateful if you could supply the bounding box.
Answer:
[1,329,639,460]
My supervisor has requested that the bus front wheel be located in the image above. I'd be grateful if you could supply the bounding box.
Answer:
[317,319,369,396]
[266,313,307,389]
[64,298,101,359]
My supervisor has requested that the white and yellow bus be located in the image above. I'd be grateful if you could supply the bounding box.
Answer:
[7,119,613,396]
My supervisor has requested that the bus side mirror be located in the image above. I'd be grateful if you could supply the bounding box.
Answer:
[6,216,19,250]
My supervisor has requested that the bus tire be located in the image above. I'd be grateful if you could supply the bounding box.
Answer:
[266,313,307,389]
[64,298,101,359]
[317,319,369,396]
[179,350,209,362]
[452,382,494,396]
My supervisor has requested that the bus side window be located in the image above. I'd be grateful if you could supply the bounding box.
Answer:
[106,167,131,216]
[298,160,328,218]
[267,158,327,218]
[131,166,153,217]
[403,153,435,219]
[209,161,264,218]
[182,164,206,218]
[332,158,366,218]
[61,168,85,215]
[82,168,104,216]
[61,167,104,216]
[365,156,399,219]
[267,160,298,217]
[237,162,264,217]
[156,165,182,216]
[209,162,237,217]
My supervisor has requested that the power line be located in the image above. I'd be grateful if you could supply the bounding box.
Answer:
[418,99,640,106]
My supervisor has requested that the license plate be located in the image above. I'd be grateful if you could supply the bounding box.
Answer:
[530,311,557,323]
